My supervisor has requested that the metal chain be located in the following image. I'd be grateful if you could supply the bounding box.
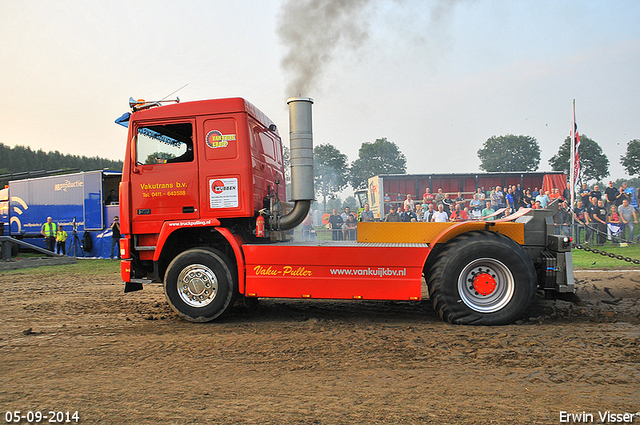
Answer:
[573,243,640,264]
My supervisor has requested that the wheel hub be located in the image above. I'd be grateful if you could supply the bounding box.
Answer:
[458,258,515,313]
[177,264,219,308]
[472,272,497,296]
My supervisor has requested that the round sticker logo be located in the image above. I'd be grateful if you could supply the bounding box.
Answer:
[206,130,231,149]
[211,180,225,194]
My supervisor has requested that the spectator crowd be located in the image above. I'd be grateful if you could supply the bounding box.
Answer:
[320,182,639,245]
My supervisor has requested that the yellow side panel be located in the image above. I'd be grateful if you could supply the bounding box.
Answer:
[357,221,525,245]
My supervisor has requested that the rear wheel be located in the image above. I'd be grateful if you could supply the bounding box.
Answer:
[427,231,536,325]
[164,248,236,322]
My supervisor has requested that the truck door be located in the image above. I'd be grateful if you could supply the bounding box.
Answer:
[83,171,103,230]
[129,120,199,233]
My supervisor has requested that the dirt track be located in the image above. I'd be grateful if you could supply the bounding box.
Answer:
[0,267,639,424]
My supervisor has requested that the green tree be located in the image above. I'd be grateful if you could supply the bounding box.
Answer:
[620,139,640,176]
[314,143,349,212]
[349,138,406,190]
[342,196,357,211]
[477,134,540,172]
[0,142,124,186]
[326,195,343,213]
[549,134,609,182]
[144,152,175,165]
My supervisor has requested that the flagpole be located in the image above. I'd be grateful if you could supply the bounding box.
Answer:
[570,99,576,208]
[570,100,576,242]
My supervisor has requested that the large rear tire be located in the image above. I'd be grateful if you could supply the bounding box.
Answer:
[427,231,536,325]
[164,248,237,322]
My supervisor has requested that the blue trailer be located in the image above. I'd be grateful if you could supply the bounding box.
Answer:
[0,170,121,258]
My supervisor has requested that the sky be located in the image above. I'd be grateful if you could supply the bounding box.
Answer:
[1,0,639,184]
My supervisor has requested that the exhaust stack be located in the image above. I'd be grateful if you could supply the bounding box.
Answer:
[272,97,314,230]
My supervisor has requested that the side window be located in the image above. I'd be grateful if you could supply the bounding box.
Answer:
[136,123,193,165]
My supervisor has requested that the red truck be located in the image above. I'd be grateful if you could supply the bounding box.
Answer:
[119,97,574,325]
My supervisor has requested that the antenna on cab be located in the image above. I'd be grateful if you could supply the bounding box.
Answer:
[129,83,189,112]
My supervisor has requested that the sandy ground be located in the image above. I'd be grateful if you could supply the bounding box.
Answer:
[0,268,639,425]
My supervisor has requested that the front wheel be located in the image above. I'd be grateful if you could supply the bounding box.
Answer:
[427,231,536,325]
[164,248,237,322]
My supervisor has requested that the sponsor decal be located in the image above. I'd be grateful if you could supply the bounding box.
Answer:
[206,130,236,149]
[139,181,188,198]
[54,180,83,192]
[250,266,407,278]
[209,178,238,208]
[168,219,213,227]
[329,267,407,277]
[253,265,312,277]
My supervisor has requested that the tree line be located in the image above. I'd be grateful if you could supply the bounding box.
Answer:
[0,143,123,186]
[477,134,640,183]
[309,137,406,212]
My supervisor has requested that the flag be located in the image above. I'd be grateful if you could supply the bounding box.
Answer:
[573,120,581,191]
[570,100,581,198]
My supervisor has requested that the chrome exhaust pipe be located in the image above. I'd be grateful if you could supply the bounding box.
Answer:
[271,97,314,230]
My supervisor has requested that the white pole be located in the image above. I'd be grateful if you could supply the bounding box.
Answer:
[570,99,576,207]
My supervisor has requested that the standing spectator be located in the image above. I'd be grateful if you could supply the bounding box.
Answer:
[450,203,468,222]
[617,199,638,242]
[523,189,533,208]
[591,199,608,246]
[442,193,455,215]
[344,214,358,240]
[535,191,550,209]
[580,183,591,207]
[615,186,629,207]
[56,225,68,255]
[622,182,635,204]
[400,205,417,222]
[40,216,58,252]
[454,192,465,209]
[584,196,598,244]
[590,185,602,203]
[422,203,435,223]
[360,203,374,222]
[553,201,571,236]
[482,201,496,221]
[384,206,401,222]
[383,193,392,214]
[341,207,352,239]
[431,204,448,222]
[572,200,586,243]
[434,188,445,208]
[422,188,434,207]
[608,205,622,243]
[341,207,352,223]
[532,187,540,198]
[604,181,618,208]
[415,204,424,219]
[395,193,403,211]
[476,187,485,203]
[505,187,514,214]
[491,185,505,209]
[469,194,482,219]
[404,194,415,212]
[110,216,121,259]
[328,209,344,240]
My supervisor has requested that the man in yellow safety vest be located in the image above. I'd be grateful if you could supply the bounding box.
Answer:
[41,216,57,252]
